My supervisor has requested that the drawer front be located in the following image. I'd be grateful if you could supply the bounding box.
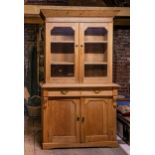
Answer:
[42,88,114,97]
[81,89,113,96]
[47,90,80,97]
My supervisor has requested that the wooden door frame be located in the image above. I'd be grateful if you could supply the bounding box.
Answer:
[79,22,113,83]
[45,22,79,83]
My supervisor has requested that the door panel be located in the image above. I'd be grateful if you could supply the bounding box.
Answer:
[45,23,79,83]
[79,23,113,83]
[81,98,116,143]
[42,98,80,144]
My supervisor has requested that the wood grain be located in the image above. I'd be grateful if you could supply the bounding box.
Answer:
[42,83,120,88]
[42,98,80,144]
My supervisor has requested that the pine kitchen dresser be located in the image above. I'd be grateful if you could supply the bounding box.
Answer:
[40,8,119,149]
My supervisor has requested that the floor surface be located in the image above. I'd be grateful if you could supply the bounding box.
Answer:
[24,116,129,155]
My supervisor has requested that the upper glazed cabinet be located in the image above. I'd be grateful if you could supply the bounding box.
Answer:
[42,11,114,84]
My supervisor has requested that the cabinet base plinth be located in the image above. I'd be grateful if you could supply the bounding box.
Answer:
[42,141,118,149]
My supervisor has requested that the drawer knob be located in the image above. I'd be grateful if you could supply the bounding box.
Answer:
[93,90,101,94]
[60,90,68,95]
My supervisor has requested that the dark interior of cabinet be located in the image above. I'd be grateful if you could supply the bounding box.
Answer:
[51,43,74,53]
[85,43,107,62]
[85,27,107,36]
[51,27,74,36]
[51,64,74,77]
[85,65,107,77]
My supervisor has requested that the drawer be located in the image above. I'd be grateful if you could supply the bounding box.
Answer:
[81,89,113,96]
[47,90,80,97]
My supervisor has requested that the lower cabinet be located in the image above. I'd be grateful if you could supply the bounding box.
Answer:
[42,97,117,149]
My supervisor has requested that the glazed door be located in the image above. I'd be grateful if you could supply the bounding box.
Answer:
[42,98,80,144]
[79,23,113,83]
[45,23,79,83]
[81,98,116,143]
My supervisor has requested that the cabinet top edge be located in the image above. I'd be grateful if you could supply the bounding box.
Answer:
[40,9,119,21]
[41,83,120,89]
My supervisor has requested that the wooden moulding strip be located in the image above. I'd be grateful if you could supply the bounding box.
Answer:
[24,5,129,24]
[24,5,130,17]
[41,83,120,89]
[40,9,120,20]
[44,17,113,23]
[42,141,118,149]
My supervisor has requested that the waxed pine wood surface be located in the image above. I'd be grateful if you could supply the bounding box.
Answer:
[24,116,127,155]
[41,13,119,148]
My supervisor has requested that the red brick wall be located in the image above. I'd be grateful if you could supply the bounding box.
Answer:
[113,28,130,96]
[24,24,130,96]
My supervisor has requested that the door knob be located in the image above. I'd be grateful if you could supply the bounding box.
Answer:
[76,116,80,121]
[81,117,85,122]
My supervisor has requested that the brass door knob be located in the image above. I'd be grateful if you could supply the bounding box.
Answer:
[81,117,85,122]
[93,90,101,94]
[76,117,80,121]
[60,90,68,95]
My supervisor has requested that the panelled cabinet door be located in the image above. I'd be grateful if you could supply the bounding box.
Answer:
[42,98,80,144]
[81,98,116,143]
[45,23,79,83]
[79,23,113,83]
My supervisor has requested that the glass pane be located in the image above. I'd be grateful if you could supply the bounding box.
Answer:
[50,27,75,77]
[85,65,107,77]
[84,27,108,78]
[51,43,74,63]
[85,43,107,63]
[84,27,107,42]
[51,27,74,42]
[51,65,74,77]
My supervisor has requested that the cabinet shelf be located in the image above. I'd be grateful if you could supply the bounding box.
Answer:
[51,62,74,65]
[84,41,108,43]
[51,35,74,43]
[85,62,107,65]
[51,41,74,43]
